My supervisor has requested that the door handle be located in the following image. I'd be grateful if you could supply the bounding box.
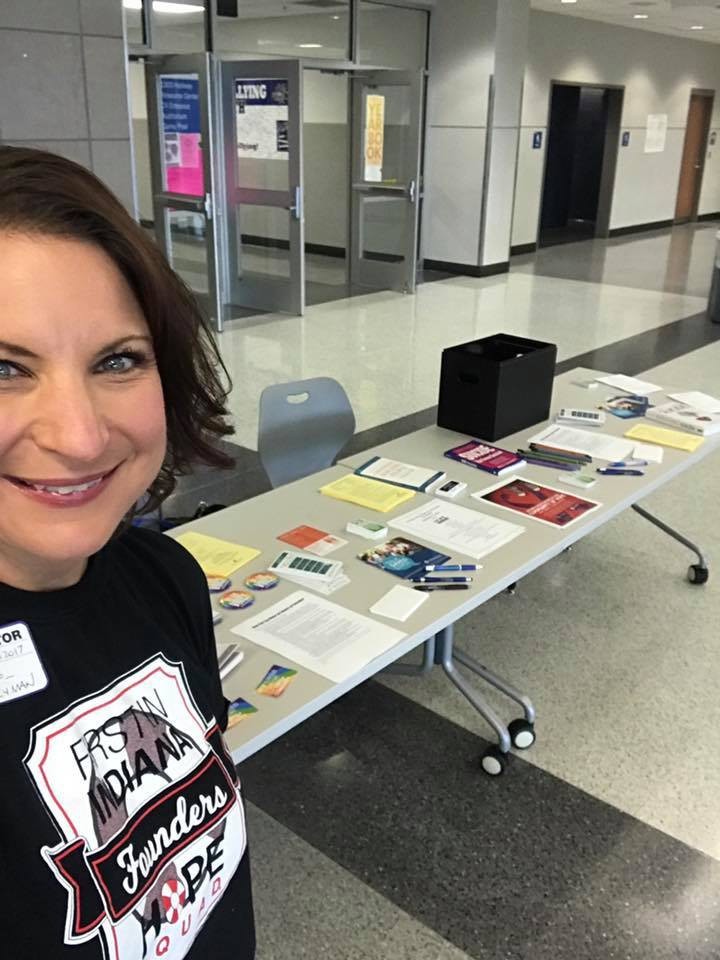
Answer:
[288,185,303,221]
[408,179,416,203]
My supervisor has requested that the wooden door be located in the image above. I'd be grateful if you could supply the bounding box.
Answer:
[675,93,713,222]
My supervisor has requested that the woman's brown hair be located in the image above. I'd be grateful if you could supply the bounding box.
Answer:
[0,145,234,515]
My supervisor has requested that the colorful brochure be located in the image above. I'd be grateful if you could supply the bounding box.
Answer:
[444,440,525,476]
[473,477,600,528]
[600,394,652,419]
[358,537,450,580]
[278,525,348,556]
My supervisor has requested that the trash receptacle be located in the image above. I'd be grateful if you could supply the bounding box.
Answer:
[709,229,720,324]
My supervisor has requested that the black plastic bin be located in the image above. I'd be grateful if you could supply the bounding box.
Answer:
[437,333,557,442]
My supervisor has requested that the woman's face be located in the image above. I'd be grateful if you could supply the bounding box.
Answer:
[0,233,167,589]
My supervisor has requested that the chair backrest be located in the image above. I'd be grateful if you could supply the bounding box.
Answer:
[257,377,356,488]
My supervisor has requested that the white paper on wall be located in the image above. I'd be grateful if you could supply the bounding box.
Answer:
[644,114,667,154]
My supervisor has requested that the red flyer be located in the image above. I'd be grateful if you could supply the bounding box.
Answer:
[473,476,600,528]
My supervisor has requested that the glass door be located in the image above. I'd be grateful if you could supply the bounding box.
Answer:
[145,54,221,324]
[350,70,424,294]
[219,60,305,316]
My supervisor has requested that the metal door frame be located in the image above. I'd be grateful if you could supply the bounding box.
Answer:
[145,53,222,326]
[218,60,305,317]
[349,69,425,294]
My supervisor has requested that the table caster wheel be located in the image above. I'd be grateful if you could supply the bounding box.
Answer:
[688,564,709,585]
[506,582,517,595]
[480,746,508,776]
[508,718,536,749]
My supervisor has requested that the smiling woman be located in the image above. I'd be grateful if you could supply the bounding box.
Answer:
[0,147,255,960]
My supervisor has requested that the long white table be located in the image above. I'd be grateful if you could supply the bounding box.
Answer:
[172,368,718,774]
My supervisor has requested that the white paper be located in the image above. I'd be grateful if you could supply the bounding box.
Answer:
[232,591,405,682]
[277,570,350,595]
[309,534,348,556]
[668,391,720,413]
[632,442,664,464]
[388,500,523,561]
[0,622,48,704]
[370,585,428,622]
[595,374,662,395]
[529,424,634,462]
[358,457,443,490]
[644,113,667,153]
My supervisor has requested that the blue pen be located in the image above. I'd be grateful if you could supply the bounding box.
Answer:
[412,576,473,584]
[608,458,648,468]
[597,467,644,476]
[424,564,479,572]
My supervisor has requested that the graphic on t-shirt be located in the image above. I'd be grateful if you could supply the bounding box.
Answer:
[24,653,247,960]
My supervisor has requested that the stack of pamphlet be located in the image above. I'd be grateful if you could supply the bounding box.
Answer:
[268,549,350,595]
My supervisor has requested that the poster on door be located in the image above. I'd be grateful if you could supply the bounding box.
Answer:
[159,74,204,197]
[364,94,385,182]
[235,79,289,160]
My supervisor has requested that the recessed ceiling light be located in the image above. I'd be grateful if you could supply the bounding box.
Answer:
[298,43,324,48]
[690,25,704,30]
[560,1,578,5]
[633,13,649,19]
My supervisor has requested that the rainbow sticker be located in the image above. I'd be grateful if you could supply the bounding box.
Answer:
[207,575,232,593]
[256,664,298,698]
[226,696,258,729]
[218,590,255,610]
[244,571,279,591]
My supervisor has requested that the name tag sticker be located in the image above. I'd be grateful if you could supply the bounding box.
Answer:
[0,621,48,704]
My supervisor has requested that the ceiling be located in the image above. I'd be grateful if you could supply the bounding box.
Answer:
[530,0,720,43]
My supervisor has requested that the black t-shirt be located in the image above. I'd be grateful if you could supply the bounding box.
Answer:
[0,526,255,960]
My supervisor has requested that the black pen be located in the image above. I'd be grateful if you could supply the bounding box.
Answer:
[413,583,471,592]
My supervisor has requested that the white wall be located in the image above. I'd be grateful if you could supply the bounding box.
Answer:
[512,10,720,246]
[423,0,497,265]
[0,1,134,212]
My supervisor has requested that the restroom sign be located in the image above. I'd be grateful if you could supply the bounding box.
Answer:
[235,78,289,160]
[364,94,385,182]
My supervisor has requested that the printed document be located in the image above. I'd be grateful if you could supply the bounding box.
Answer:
[668,391,720,413]
[319,474,415,512]
[174,532,260,576]
[388,500,524,561]
[231,591,406,682]
[355,456,444,491]
[594,374,661,395]
[529,424,634,462]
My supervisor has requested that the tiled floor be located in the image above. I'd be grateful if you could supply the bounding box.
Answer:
[173,221,720,959]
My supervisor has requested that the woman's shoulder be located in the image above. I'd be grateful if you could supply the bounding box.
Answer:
[110,525,205,591]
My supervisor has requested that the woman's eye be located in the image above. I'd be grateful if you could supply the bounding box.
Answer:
[98,352,145,374]
[0,360,23,380]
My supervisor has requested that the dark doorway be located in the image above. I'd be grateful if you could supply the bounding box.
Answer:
[539,83,623,248]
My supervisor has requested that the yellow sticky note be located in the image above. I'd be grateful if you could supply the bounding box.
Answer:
[175,532,261,576]
[624,423,704,452]
[319,474,415,513]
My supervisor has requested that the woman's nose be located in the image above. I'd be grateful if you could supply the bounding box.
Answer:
[32,381,111,462]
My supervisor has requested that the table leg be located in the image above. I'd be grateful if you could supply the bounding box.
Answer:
[382,636,436,676]
[632,503,709,584]
[435,625,512,755]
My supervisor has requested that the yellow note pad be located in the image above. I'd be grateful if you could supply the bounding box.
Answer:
[624,423,704,453]
[175,532,261,576]
[319,474,415,513]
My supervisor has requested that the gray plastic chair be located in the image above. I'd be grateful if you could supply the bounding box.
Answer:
[257,377,356,488]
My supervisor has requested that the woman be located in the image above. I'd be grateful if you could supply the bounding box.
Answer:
[0,147,255,960]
